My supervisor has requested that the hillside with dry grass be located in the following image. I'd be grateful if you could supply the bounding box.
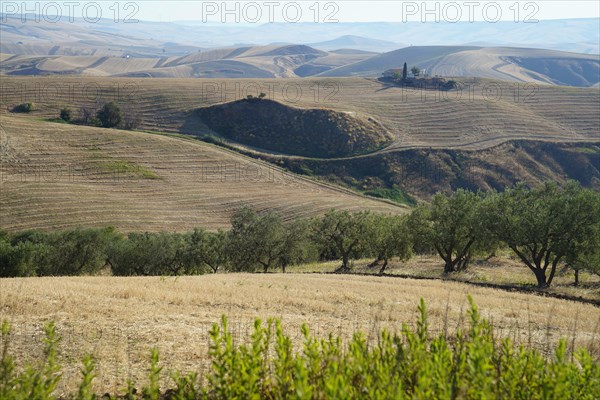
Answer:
[321,46,600,87]
[1,76,598,151]
[1,273,598,393]
[279,141,600,201]
[1,75,598,204]
[0,114,403,233]
[0,44,368,79]
[1,41,598,85]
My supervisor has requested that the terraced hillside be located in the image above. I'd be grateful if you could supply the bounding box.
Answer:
[1,75,598,205]
[0,114,403,233]
[1,76,598,151]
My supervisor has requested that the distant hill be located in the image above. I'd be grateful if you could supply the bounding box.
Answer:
[1,15,598,54]
[320,46,600,87]
[0,43,372,78]
[309,35,404,52]
[1,13,598,85]
[1,44,598,86]
[330,49,379,55]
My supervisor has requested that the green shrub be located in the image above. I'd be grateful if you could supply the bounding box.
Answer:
[12,102,34,113]
[445,80,457,89]
[202,297,600,399]
[108,231,205,276]
[96,102,122,128]
[59,108,72,122]
[363,186,416,206]
[0,321,61,399]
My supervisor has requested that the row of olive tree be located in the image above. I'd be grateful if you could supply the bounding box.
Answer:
[0,228,229,277]
[0,228,118,277]
[1,182,598,287]
[0,209,410,277]
[409,182,600,287]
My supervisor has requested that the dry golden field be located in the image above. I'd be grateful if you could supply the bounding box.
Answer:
[290,255,600,302]
[0,114,403,232]
[1,76,598,153]
[1,274,598,395]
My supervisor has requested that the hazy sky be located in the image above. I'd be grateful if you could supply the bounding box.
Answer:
[6,1,600,23]
[151,1,600,22]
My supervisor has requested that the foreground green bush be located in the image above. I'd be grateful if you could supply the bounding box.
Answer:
[1,297,598,399]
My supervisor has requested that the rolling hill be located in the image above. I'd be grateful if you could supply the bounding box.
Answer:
[0,44,370,79]
[0,75,598,208]
[2,15,598,54]
[1,33,598,85]
[1,76,597,150]
[309,35,404,52]
[0,113,404,233]
[320,46,600,87]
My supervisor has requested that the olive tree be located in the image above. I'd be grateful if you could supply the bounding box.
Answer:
[227,207,305,273]
[187,228,229,273]
[108,232,191,276]
[366,214,413,274]
[487,182,600,288]
[0,234,43,277]
[409,190,488,273]
[565,209,600,286]
[277,219,313,273]
[310,210,372,272]
[96,102,122,128]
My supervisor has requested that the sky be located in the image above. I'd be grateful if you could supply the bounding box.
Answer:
[4,1,600,23]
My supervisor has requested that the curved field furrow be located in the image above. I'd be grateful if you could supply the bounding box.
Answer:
[1,76,597,154]
[0,115,404,232]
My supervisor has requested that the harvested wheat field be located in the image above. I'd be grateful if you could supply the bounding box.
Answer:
[0,274,598,395]
[1,76,598,153]
[0,115,402,232]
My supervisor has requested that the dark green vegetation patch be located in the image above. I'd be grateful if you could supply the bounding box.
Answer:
[196,99,392,158]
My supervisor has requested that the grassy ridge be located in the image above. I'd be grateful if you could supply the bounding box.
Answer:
[196,98,392,158]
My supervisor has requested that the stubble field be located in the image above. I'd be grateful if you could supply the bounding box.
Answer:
[1,274,598,395]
